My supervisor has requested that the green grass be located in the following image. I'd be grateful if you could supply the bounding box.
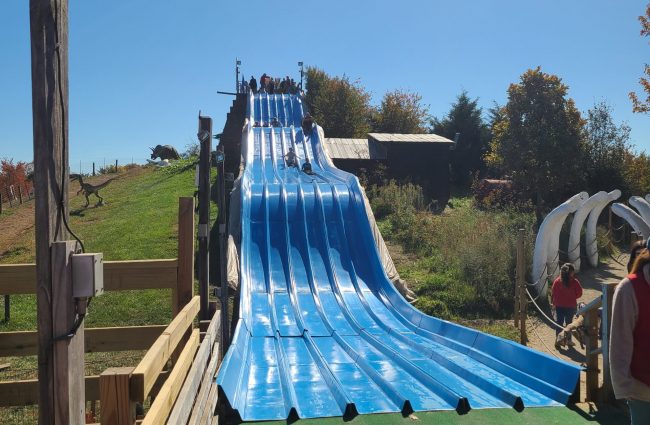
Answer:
[0,164,202,333]
[245,404,628,425]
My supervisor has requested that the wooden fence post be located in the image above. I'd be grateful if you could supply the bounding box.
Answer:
[198,115,212,321]
[0,192,3,214]
[115,159,118,171]
[18,186,23,205]
[517,229,527,345]
[174,197,195,315]
[601,282,617,402]
[100,367,135,425]
[92,162,95,176]
[585,308,600,401]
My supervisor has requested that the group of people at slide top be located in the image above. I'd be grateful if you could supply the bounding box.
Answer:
[241,74,301,95]
[554,240,650,423]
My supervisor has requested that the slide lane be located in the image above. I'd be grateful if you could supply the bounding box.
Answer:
[216,94,581,421]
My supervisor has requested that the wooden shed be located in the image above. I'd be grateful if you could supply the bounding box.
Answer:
[324,133,454,203]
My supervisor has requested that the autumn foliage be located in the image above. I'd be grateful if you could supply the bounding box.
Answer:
[0,159,32,201]
[630,4,650,113]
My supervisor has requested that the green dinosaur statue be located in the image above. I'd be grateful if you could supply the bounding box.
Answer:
[70,174,117,207]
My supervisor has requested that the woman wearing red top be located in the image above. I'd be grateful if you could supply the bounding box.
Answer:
[551,263,583,349]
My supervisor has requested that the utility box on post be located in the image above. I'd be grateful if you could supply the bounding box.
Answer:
[72,253,104,298]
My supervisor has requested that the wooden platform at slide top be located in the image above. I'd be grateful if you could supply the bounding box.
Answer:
[242,403,628,425]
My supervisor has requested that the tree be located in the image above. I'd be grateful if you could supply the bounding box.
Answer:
[304,66,372,138]
[432,91,490,185]
[0,159,32,200]
[485,67,586,208]
[373,90,429,134]
[630,4,650,113]
[583,101,631,193]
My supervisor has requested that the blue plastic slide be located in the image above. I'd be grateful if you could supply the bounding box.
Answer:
[216,93,581,422]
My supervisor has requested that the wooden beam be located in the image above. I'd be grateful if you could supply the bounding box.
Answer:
[0,259,178,295]
[100,367,135,425]
[601,281,617,403]
[0,325,166,357]
[0,375,101,407]
[174,197,195,315]
[585,308,600,402]
[130,296,200,402]
[142,329,200,425]
[52,241,85,424]
[30,0,71,421]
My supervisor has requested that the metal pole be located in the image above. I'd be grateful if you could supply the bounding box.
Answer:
[299,61,304,90]
[197,115,212,321]
[517,229,527,345]
[235,58,240,94]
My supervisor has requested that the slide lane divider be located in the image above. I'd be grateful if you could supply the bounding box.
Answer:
[311,182,469,414]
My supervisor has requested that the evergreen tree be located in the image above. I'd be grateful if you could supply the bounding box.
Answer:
[432,91,490,185]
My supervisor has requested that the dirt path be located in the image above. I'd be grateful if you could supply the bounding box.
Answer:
[526,257,628,401]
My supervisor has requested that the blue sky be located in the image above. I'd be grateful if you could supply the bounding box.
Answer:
[1,1,648,171]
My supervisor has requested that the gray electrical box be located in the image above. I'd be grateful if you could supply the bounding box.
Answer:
[72,253,104,298]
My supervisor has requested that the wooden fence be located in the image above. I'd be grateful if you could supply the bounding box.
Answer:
[0,197,221,423]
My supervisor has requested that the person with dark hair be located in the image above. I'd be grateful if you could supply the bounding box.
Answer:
[611,248,650,423]
[285,147,297,167]
[302,113,313,138]
[249,76,257,94]
[551,263,583,349]
[301,159,313,175]
[260,73,268,93]
[628,240,647,273]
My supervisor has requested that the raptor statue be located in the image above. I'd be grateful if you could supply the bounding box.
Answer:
[70,174,117,207]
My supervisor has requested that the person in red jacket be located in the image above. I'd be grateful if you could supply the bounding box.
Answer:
[611,247,650,424]
[551,263,582,349]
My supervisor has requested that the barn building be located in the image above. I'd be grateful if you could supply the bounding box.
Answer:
[323,133,455,204]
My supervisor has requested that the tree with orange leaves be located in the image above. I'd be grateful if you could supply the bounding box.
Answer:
[630,4,650,113]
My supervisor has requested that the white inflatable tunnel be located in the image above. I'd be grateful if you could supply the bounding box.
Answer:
[568,191,608,271]
[611,203,650,240]
[629,196,650,227]
[532,192,588,295]
[585,190,621,267]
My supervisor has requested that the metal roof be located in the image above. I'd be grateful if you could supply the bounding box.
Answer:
[368,133,455,144]
[323,138,387,160]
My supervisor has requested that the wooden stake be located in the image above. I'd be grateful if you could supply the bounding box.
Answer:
[18,186,23,205]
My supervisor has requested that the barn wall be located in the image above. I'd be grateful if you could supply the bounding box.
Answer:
[331,144,451,205]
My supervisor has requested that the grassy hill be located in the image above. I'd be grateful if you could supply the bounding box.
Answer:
[0,161,200,332]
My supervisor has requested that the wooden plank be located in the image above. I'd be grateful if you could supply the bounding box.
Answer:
[0,375,101,407]
[169,314,220,425]
[143,330,200,425]
[100,367,135,425]
[174,197,195,315]
[0,259,178,295]
[188,343,220,425]
[0,325,165,357]
[130,296,200,401]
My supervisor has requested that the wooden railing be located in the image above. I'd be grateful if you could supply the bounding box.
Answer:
[0,197,223,424]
